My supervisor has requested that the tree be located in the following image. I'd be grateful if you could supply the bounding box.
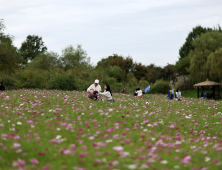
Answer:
[26,52,61,70]
[61,45,90,71]
[175,57,190,76]
[0,19,22,73]
[179,26,211,59]
[189,31,222,82]
[207,48,222,82]
[107,66,124,83]
[19,35,47,63]
[132,63,148,81]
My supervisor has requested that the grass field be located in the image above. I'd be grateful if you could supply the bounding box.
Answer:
[0,90,222,170]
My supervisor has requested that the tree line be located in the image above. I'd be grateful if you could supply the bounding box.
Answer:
[1,19,222,93]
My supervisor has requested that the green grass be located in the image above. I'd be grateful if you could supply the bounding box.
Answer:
[0,90,222,170]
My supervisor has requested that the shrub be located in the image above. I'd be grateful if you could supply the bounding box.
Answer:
[0,73,18,90]
[148,79,171,94]
[46,73,76,90]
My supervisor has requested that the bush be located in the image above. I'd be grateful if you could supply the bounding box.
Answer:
[0,73,18,90]
[46,73,76,90]
[148,79,171,94]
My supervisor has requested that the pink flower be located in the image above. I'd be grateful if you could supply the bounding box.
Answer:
[13,143,21,148]
[13,159,26,167]
[42,164,51,170]
[168,124,175,128]
[104,128,114,133]
[92,119,97,122]
[113,146,124,151]
[112,160,119,166]
[63,149,71,155]
[16,149,22,153]
[85,122,90,125]
[181,155,191,164]
[79,153,88,157]
[30,158,39,164]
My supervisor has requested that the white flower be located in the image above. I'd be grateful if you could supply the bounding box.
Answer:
[81,113,84,115]
[55,135,62,139]
[88,136,95,140]
[174,165,180,169]
[160,160,168,164]
[106,139,113,143]
[49,109,52,112]
[205,157,210,162]
[56,128,61,131]
[17,122,22,125]
[127,164,137,169]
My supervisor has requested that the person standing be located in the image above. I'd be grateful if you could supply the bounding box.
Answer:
[87,79,101,100]
[0,82,5,91]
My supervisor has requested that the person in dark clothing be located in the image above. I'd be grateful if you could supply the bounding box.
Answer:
[0,82,5,91]
[122,88,126,94]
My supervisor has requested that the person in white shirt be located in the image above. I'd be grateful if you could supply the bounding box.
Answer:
[135,88,143,98]
[175,89,182,101]
[87,79,101,100]
[98,84,114,102]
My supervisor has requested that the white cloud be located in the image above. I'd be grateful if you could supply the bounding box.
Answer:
[1,0,222,66]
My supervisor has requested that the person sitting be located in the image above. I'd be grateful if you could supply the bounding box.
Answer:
[203,92,207,99]
[87,79,101,100]
[176,89,182,101]
[142,88,145,94]
[122,88,126,94]
[98,84,114,102]
[135,88,143,98]
[201,92,204,98]
[0,82,5,91]
[167,90,174,99]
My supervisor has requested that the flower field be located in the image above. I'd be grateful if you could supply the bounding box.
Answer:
[0,90,222,170]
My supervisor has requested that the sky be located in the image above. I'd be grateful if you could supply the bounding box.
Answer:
[1,0,222,66]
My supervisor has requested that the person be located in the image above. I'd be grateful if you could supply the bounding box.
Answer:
[98,84,114,102]
[87,79,101,100]
[135,88,143,98]
[203,92,207,98]
[167,90,174,99]
[121,88,126,94]
[0,82,5,91]
[176,89,182,101]
[142,88,145,95]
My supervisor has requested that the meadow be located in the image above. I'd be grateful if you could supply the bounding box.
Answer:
[0,90,222,170]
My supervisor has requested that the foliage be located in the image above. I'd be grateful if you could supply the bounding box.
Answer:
[148,79,171,94]
[46,68,76,90]
[207,47,222,82]
[189,31,222,83]
[19,35,47,63]
[61,45,90,71]
[175,57,191,76]
[26,52,62,70]
[179,26,211,59]
[107,66,124,83]
[0,20,23,73]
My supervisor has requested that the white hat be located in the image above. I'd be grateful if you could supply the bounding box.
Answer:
[95,79,99,84]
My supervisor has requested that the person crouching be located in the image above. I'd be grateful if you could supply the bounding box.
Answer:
[87,79,101,100]
[98,84,114,102]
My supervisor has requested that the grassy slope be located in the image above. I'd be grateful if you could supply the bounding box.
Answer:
[0,90,222,170]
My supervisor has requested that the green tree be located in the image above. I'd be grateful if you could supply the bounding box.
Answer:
[175,57,191,76]
[179,26,211,59]
[19,35,47,63]
[132,63,148,81]
[189,31,222,82]
[207,48,222,82]
[61,45,90,71]
[0,19,22,73]
[107,66,124,83]
[26,52,61,70]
